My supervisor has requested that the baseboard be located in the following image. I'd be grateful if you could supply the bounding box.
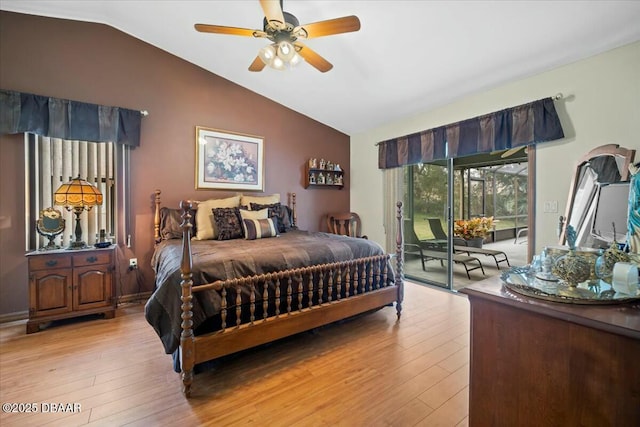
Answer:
[1,293,152,324]
[118,291,152,305]
[0,310,28,324]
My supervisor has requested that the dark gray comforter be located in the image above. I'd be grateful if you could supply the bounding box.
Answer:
[145,230,394,353]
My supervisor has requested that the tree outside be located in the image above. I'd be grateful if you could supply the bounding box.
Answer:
[406,163,528,241]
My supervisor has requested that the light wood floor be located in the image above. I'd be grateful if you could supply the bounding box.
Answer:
[0,281,470,427]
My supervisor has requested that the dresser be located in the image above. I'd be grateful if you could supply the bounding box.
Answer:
[460,276,640,426]
[26,246,116,333]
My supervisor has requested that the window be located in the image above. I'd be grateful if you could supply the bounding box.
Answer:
[25,134,128,250]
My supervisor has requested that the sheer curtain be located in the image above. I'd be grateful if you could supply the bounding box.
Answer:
[383,167,404,254]
[30,135,115,249]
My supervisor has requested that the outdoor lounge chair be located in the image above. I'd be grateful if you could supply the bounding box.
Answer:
[453,245,510,269]
[429,217,511,269]
[404,223,486,279]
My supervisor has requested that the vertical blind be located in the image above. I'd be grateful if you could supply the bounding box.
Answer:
[378,96,565,169]
[31,135,115,248]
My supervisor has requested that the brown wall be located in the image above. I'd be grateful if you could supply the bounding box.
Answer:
[0,11,350,317]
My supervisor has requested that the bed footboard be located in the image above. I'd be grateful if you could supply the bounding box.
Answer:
[176,200,404,397]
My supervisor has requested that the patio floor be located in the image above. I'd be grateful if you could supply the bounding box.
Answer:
[403,238,529,291]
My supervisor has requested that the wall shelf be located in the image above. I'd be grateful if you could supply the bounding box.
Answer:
[305,164,344,189]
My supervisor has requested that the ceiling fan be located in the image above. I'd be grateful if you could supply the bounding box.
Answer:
[194,0,361,73]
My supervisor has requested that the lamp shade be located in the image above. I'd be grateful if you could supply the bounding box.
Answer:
[277,41,296,62]
[258,44,276,66]
[54,176,103,210]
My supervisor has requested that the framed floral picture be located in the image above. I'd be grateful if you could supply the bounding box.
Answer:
[195,126,264,191]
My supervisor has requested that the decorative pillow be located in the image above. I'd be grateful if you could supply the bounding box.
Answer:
[194,195,241,240]
[159,207,196,240]
[240,193,280,209]
[243,218,279,240]
[212,207,243,241]
[239,208,269,222]
[250,202,292,232]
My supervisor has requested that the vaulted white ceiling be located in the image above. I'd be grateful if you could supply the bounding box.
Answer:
[2,1,639,135]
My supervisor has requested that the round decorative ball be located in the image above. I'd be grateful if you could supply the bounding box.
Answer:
[552,250,592,287]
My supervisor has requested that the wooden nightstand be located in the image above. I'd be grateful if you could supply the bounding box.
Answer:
[26,245,116,333]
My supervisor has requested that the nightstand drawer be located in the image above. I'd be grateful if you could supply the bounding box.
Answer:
[73,250,112,267]
[28,254,72,271]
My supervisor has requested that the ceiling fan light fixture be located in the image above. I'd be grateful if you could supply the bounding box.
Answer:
[277,40,296,61]
[258,44,276,65]
[289,52,301,66]
[271,56,285,70]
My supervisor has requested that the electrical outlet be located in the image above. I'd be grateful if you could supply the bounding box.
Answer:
[129,258,138,270]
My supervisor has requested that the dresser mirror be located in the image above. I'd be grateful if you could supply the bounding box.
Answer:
[36,207,65,250]
[560,144,636,249]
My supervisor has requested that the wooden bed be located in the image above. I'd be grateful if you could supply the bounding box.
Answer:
[147,190,405,397]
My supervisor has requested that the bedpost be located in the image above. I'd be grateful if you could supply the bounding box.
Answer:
[154,189,161,244]
[290,192,297,229]
[395,201,404,318]
[179,200,195,397]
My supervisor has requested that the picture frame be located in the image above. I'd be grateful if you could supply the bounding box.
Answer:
[195,126,264,191]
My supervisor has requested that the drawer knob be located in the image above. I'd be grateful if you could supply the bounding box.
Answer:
[86,256,98,263]
[45,260,58,267]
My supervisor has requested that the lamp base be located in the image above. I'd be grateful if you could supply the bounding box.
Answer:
[67,209,88,250]
[67,241,89,250]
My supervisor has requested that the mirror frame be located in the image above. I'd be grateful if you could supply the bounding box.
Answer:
[36,207,66,250]
[560,143,636,245]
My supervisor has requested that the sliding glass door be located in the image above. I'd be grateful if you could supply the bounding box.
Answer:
[403,161,454,289]
[402,151,530,291]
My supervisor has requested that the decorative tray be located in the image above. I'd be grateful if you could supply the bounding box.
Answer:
[501,267,640,305]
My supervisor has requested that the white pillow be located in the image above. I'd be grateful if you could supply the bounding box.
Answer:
[194,195,241,240]
[240,193,280,209]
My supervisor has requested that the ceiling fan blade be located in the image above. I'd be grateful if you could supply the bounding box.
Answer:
[501,146,526,158]
[248,56,267,72]
[194,24,258,37]
[295,15,361,38]
[294,42,333,73]
[260,0,286,30]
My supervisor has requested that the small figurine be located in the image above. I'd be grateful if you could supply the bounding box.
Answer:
[628,162,640,254]
[326,161,333,171]
[309,172,316,184]
[327,174,334,185]
[566,225,577,250]
[335,175,343,185]
[309,158,317,169]
[318,172,325,184]
[335,163,341,171]
[319,158,326,170]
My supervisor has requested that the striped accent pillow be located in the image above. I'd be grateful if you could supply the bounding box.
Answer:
[243,218,279,240]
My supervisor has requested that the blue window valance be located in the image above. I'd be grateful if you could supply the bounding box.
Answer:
[0,89,142,147]
[378,96,564,169]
